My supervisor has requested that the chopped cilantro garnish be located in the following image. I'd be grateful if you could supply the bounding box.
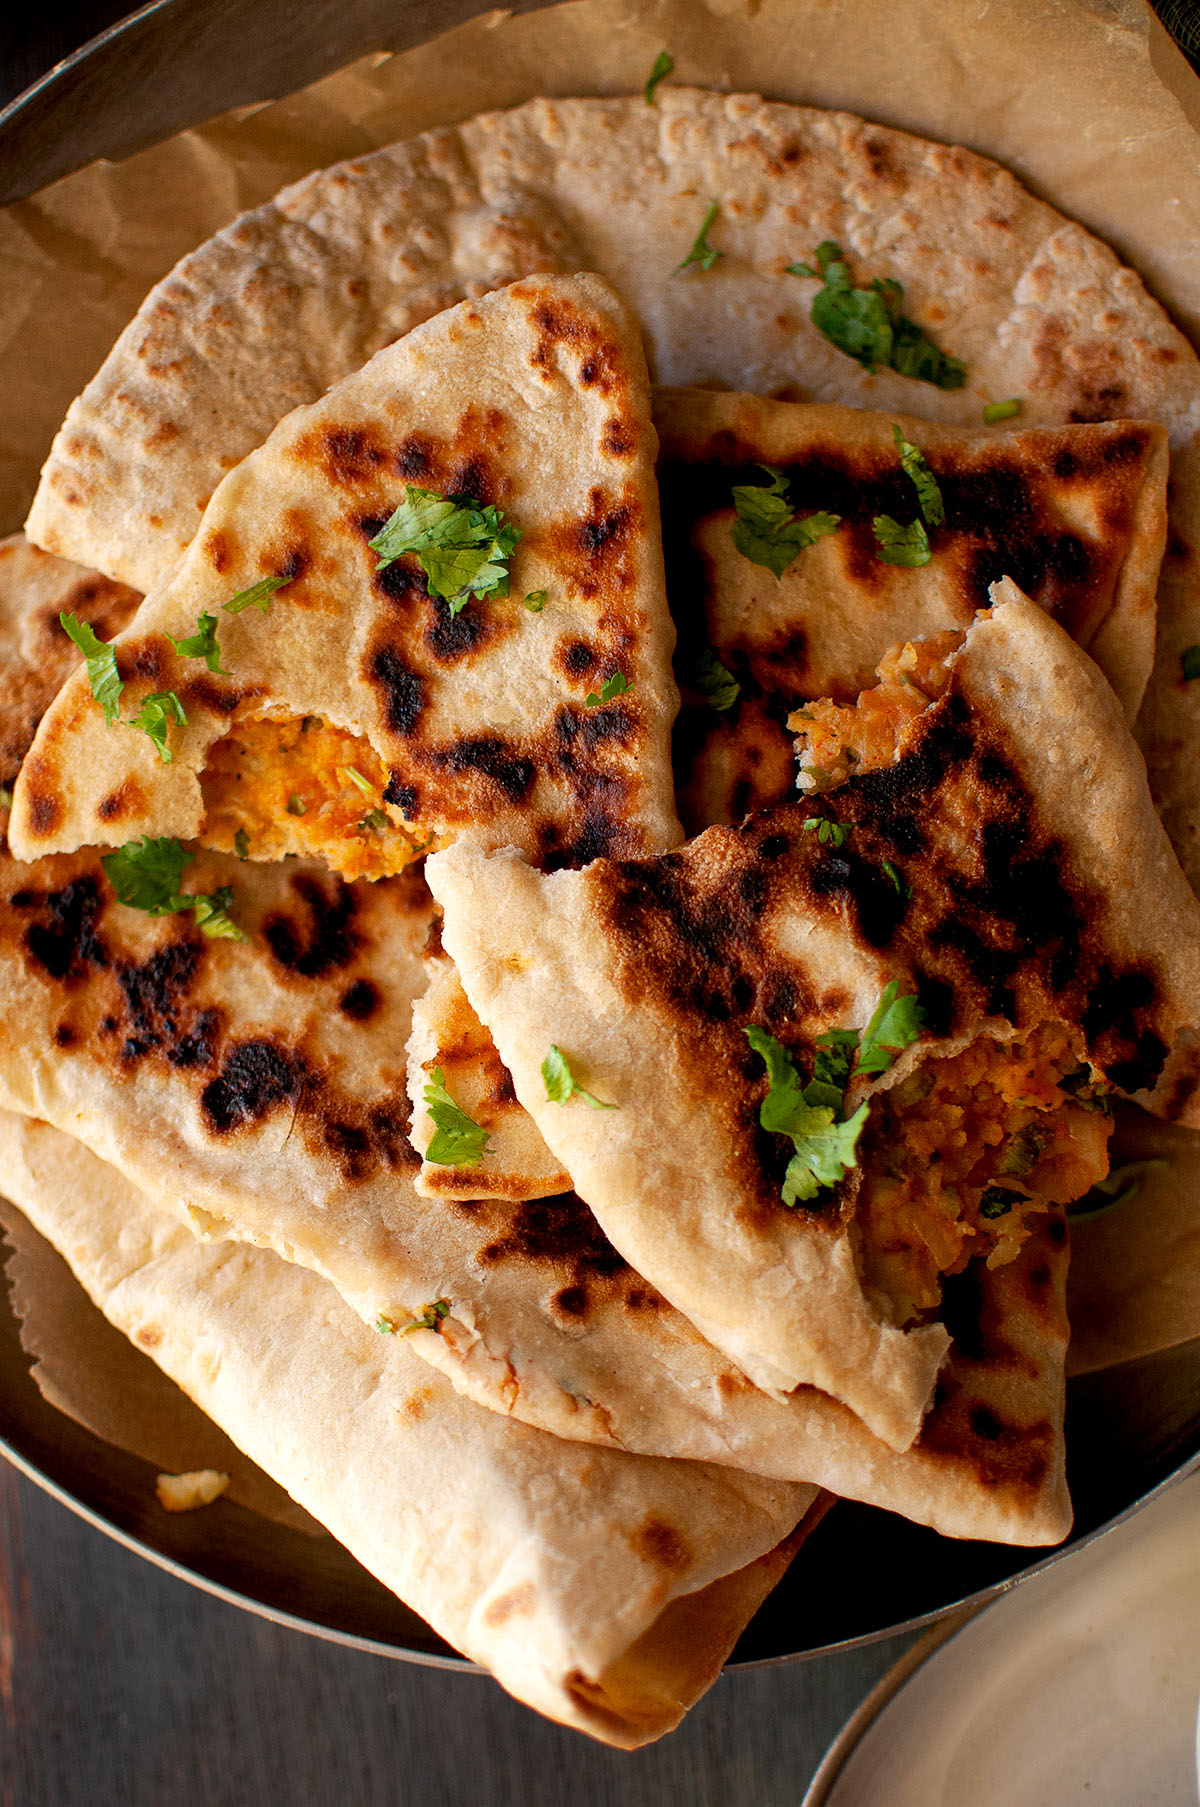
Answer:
[1069,1158,1170,1223]
[101,836,246,941]
[1060,1062,1112,1113]
[523,590,548,612]
[285,794,307,816]
[168,613,227,673]
[542,1045,616,1110]
[979,1186,1015,1220]
[339,766,375,798]
[585,672,633,707]
[423,1066,491,1167]
[745,982,922,1207]
[376,1299,451,1335]
[999,1126,1045,1176]
[872,514,931,567]
[789,243,966,388]
[881,859,911,899]
[359,808,390,834]
[693,645,740,712]
[802,816,851,849]
[128,691,187,762]
[744,1025,868,1206]
[1182,645,1200,682]
[891,425,944,527]
[222,574,292,616]
[856,981,924,1076]
[60,612,123,726]
[983,399,1022,424]
[368,487,520,615]
[731,465,841,579]
[675,200,723,274]
[644,49,673,103]
[233,828,251,860]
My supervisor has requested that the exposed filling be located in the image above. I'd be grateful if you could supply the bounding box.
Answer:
[788,630,963,791]
[200,713,438,883]
[857,1022,1111,1326]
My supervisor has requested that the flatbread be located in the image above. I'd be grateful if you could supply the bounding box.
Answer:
[657,390,1167,833]
[23,87,1200,889]
[0,533,140,790]
[11,275,680,876]
[427,589,1200,1450]
[0,1110,815,1747]
[407,954,570,1201]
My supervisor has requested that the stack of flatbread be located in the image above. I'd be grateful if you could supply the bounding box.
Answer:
[5,85,1200,1745]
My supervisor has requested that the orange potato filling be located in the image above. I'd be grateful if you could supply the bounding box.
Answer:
[200,714,439,883]
[789,630,964,792]
[856,1022,1111,1327]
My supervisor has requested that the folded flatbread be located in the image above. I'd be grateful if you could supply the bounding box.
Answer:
[12,275,680,876]
[23,87,1200,889]
[0,534,140,790]
[408,954,570,1201]
[658,390,1167,833]
[427,589,1200,1449]
[0,548,1072,1537]
[0,1110,816,1747]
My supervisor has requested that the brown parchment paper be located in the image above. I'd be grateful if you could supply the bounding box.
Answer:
[1,0,1199,1394]
[0,1197,324,1532]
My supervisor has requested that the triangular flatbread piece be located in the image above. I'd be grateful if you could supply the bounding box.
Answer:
[428,588,1200,1451]
[659,389,1167,834]
[407,955,570,1200]
[12,275,680,877]
[0,1112,814,1747]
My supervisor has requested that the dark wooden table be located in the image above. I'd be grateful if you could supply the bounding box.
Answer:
[0,12,917,1802]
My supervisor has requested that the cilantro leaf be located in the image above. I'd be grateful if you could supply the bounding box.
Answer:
[222,574,292,615]
[60,613,123,726]
[675,200,723,274]
[979,1186,1015,1220]
[359,808,390,833]
[743,1025,867,1205]
[234,828,251,860]
[368,488,521,614]
[585,671,634,707]
[523,590,548,612]
[644,49,673,103]
[376,1298,451,1335]
[423,1066,491,1167]
[338,766,376,798]
[731,466,841,578]
[127,691,187,762]
[101,836,246,942]
[693,645,740,712]
[168,613,227,673]
[891,424,945,527]
[856,981,924,1075]
[881,859,911,898]
[285,794,307,816]
[188,887,244,941]
[790,243,966,388]
[872,514,931,567]
[803,816,851,849]
[983,398,1022,424]
[1182,645,1200,682]
[542,1045,616,1110]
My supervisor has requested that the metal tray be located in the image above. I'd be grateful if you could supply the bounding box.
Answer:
[1,0,1199,1670]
